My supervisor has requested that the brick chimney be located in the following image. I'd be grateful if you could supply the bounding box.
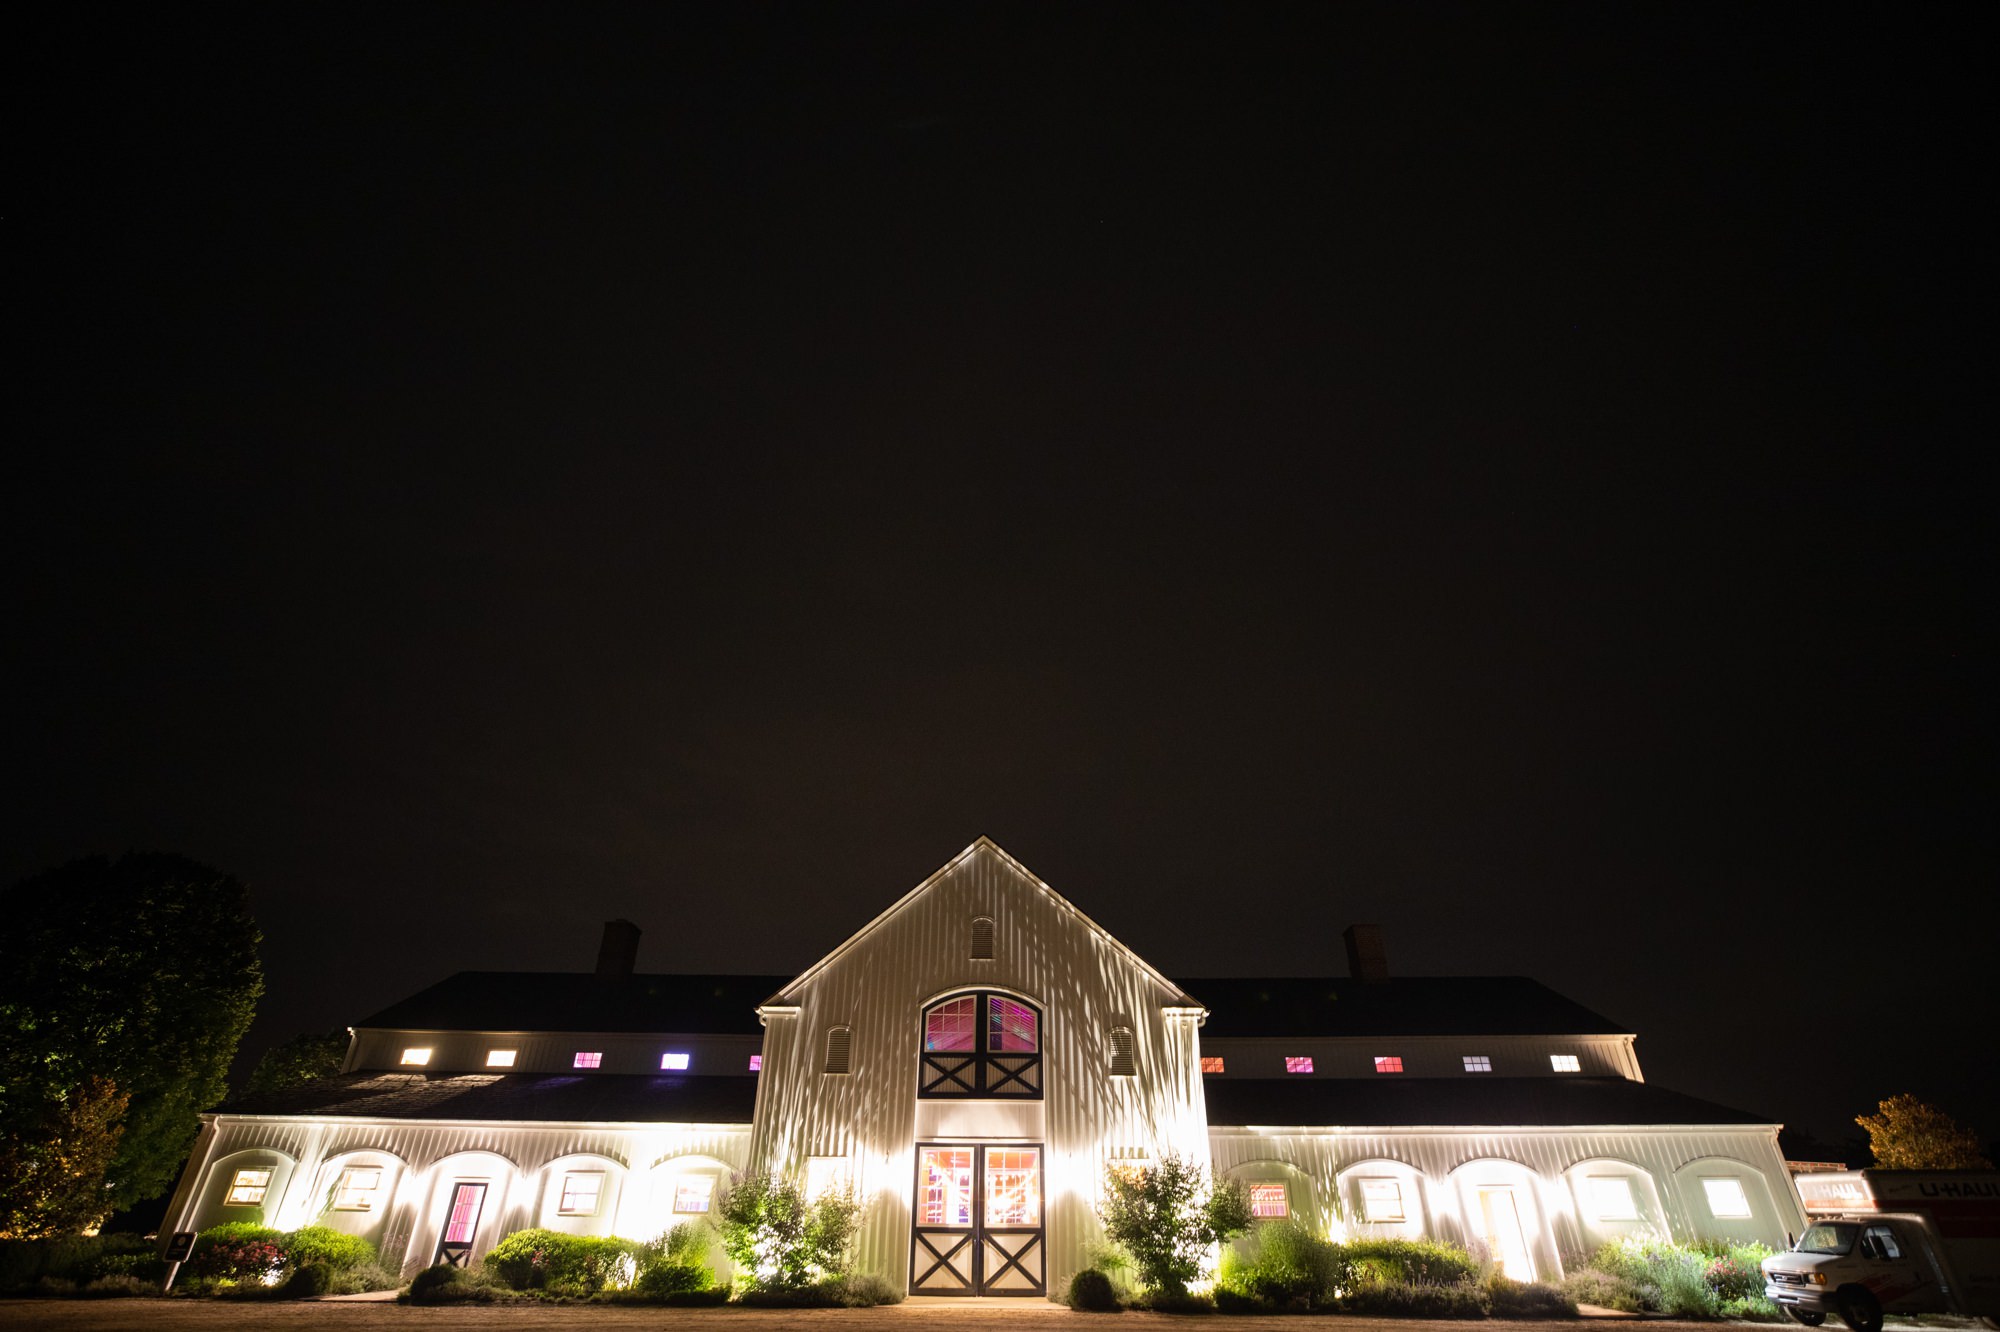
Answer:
[1343,923,1389,983]
[595,919,641,978]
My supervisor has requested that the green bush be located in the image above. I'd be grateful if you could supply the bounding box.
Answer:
[280,1226,376,1273]
[733,1280,845,1306]
[1339,1277,1492,1318]
[1068,1267,1122,1311]
[79,1275,155,1298]
[717,1173,863,1291]
[483,1229,642,1293]
[326,1261,399,1295]
[633,1220,715,1296]
[835,1272,905,1306]
[1219,1219,1350,1309]
[1485,1272,1578,1318]
[1561,1267,1649,1311]
[1342,1236,1482,1285]
[1653,1249,1721,1318]
[1098,1154,1253,1298]
[404,1263,504,1304]
[277,1263,333,1299]
[1212,1283,1263,1313]
[1136,1289,1217,1312]
[189,1223,285,1282]
[0,1234,164,1292]
[634,1260,712,1295]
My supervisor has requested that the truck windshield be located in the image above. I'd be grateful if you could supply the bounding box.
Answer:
[1799,1223,1859,1255]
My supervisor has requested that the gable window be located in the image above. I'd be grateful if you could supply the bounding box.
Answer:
[748,1054,763,1072]
[486,1049,516,1068]
[1201,1056,1225,1074]
[673,1175,716,1213]
[918,992,1043,1097]
[400,1047,432,1066]
[660,1051,690,1071]
[1463,1055,1492,1072]
[971,915,995,960]
[225,1168,272,1206]
[1551,1054,1581,1072]
[1374,1056,1404,1073]
[558,1171,604,1216]
[824,1027,852,1075]
[1248,1183,1289,1218]
[1360,1178,1406,1222]
[1585,1176,1639,1220]
[572,1051,602,1069]
[1109,1027,1136,1076]
[333,1166,381,1211]
[1285,1055,1314,1074]
[1703,1178,1752,1219]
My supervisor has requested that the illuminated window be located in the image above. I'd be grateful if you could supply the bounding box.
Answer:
[1249,1183,1289,1218]
[1374,1056,1404,1073]
[806,1156,850,1198]
[985,1148,1042,1226]
[333,1166,381,1210]
[988,997,1039,1052]
[971,915,995,960]
[1360,1178,1406,1222]
[824,1027,851,1074]
[486,1049,516,1068]
[919,1147,975,1227]
[400,1047,432,1066]
[1463,1055,1492,1072]
[748,1054,763,1072]
[673,1175,715,1214]
[1551,1053,1581,1072]
[1285,1055,1314,1074]
[558,1171,604,1216]
[1703,1178,1752,1219]
[225,1168,272,1206]
[1201,1056,1225,1073]
[1109,1027,1136,1076]
[572,1051,602,1069]
[1585,1176,1639,1220]
[925,996,977,1051]
[660,1051,690,1071]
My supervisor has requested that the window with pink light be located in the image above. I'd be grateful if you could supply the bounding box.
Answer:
[1284,1055,1314,1073]
[986,996,1038,1052]
[924,996,977,1052]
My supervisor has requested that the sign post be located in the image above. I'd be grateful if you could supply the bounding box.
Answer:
[161,1230,197,1294]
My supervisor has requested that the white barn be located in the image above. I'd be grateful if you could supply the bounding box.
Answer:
[163,837,1804,1295]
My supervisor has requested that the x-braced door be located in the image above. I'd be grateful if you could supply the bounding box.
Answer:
[910,1144,1045,1296]
[434,1182,487,1267]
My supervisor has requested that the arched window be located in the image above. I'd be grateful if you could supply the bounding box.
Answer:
[970,916,995,960]
[1109,1026,1136,1076]
[919,991,1042,1099]
[824,1026,852,1074]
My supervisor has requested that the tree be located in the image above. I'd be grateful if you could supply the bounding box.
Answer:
[1856,1094,1992,1169]
[244,1030,350,1097]
[0,853,262,1225]
[1098,1152,1254,1297]
[0,1077,129,1238]
[716,1172,862,1290]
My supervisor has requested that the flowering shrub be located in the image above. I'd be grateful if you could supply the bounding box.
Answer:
[191,1236,283,1283]
[482,1229,641,1293]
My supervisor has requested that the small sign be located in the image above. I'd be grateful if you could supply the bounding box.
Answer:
[164,1231,197,1263]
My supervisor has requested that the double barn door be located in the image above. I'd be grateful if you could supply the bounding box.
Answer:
[910,1143,1044,1296]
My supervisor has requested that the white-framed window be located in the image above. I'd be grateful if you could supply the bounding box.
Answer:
[1703,1177,1753,1219]
[333,1166,382,1211]
[486,1049,517,1068]
[573,1051,602,1069]
[660,1051,690,1071]
[1550,1053,1581,1072]
[824,1027,852,1075]
[673,1175,716,1214]
[1201,1055,1224,1073]
[1374,1055,1404,1073]
[1359,1178,1406,1222]
[558,1171,604,1216]
[1109,1027,1136,1076]
[1285,1055,1314,1074]
[400,1047,432,1066]
[1248,1183,1289,1218]
[806,1156,851,1198]
[225,1168,272,1206]
[1463,1055,1492,1072]
[1584,1176,1640,1220]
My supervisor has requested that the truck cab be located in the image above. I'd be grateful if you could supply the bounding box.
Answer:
[1763,1217,1939,1332]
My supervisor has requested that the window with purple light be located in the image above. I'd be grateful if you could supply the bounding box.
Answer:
[1285,1055,1314,1074]
[748,1054,762,1072]
[924,996,978,1052]
[987,996,1038,1053]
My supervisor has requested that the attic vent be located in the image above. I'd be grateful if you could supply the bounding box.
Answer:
[1109,1027,1136,1077]
[824,1026,852,1075]
[970,916,995,960]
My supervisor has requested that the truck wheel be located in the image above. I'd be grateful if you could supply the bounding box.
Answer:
[1785,1311,1825,1327]
[1835,1290,1882,1332]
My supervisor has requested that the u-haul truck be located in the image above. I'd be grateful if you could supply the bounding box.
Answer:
[1762,1170,2000,1332]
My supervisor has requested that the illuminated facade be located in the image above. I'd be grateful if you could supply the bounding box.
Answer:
[162,837,1804,1294]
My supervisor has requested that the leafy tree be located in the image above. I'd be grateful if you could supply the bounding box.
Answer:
[244,1030,350,1097]
[1856,1094,1992,1169]
[1098,1152,1253,1297]
[0,1076,129,1238]
[0,853,262,1223]
[716,1172,862,1290]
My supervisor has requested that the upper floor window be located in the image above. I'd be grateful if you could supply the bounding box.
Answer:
[661,1051,690,1071]
[1463,1055,1492,1072]
[1285,1055,1314,1074]
[573,1051,602,1069]
[919,992,1043,1097]
[333,1166,381,1211]
[1109,1027,1136,1076]
[1373,1056,1404,1073]
[486,1049,517,1068]
[225,1168,272,1206]
[824,1027,852,1075]
[970,915,995,960]
[1551,1054,1581,1072]
[748,1054,763,1072]
[1249,1183,1289,1218]
[400,1047,432,1066]
[1200,1056,1225,1074]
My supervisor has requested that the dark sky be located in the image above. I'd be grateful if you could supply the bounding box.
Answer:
[11,4,1990,1149]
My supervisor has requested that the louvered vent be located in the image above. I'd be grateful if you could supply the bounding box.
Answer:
[970,915,995,960]
[824,1026,852,1075]
[1109,1027,1136,1076]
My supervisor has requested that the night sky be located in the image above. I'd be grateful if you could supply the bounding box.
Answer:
[12,5,1990,1152]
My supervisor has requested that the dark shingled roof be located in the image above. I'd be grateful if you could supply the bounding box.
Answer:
[1202,1075,1769,1127]
[355,972,794,1035]
[218,1072,759,1123]
[1178,976,1628,1038]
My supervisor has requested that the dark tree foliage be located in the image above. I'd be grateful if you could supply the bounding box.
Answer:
[0,1076,129,1238]
[0,853,262,1222]
[244,1030,350,1097]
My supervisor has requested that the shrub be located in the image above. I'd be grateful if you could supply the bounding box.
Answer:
[79,1275,154,1298]
[280,1226,376,1273]
[1212,1283,1263,1313]
[405,1263,503,1304]
[326,1261,399,1295]
[633,1220,715,1296]
[1342,1236,1481,1286]
[1561,1267,1649,1312]
[836,1272,905,1306]
[1485,1272,1578,1318]
[1720,1294,1784,1321]
[1069,1267,1122,1311]
[717,1173,863,1290]
[1136,1288,1217,1313]
[483,1229,642,1293]
[1339,1277,1492,1318]
[1097,1153,1253,1297]
[634,1260,712,1295]
[733,1280,844,1306]
[277,1262,333,1299]
[0,1234,164,1291]
[1653,1250,1721,1318]
[189,1223,285,1283]
[1220,1219,1350,1309]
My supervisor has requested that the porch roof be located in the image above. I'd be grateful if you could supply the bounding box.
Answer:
[215,1071,759,1123]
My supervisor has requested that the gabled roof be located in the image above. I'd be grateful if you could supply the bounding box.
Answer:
[355,972,792,1035]
[218,1071,758,1124]
[1202,1075,1769,1128]
[1181,976,1629,1038]
[762,836,1201,1009]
